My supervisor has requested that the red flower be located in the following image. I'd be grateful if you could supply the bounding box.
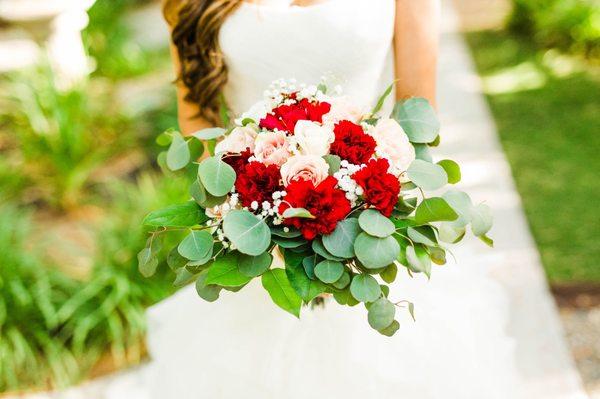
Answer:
[330,120,376,165]
[260,98,331,133]
[235,161,283,208]
[280,176,351,240]
[222,148,253,176]
[352,159,400,217]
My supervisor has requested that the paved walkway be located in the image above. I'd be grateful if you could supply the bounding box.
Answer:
[437,1,587,397]
[3,1,589,398]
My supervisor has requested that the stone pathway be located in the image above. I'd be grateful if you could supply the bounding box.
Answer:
[2,0,590,398]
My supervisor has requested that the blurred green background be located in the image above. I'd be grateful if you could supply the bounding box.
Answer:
[0,0,598,393]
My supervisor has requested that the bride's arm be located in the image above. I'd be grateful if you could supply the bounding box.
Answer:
[169,43,213,136]
[394,0,440,105]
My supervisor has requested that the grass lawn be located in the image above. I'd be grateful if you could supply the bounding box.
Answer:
[466,30,600,283]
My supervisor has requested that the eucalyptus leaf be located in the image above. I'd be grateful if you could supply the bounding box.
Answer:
[350,274,381,303]
[381,263,398,284]
[173,267,197,287]
[314,260,344,284]
[195,270,221,302]
[193,127,226,140]
[197,156,236,197]
[323,154,341,175]
[358,210,395,238]
[223,210,271,256]
[471,203,493,236]
[284,255,326,302]
[238,252,273,277]
[378,320,400,337]
[392,98,440,143]
[167,247,188,271]
[262,269,303,317]
[407,160,448,191]
[333,287,359,306]
[406,245,432,277]
[438,223,466,244]
[354,233,400,269]
[178,230,214,261]
[282,207,315,219]
[137,248,158,278]
[272,236,307,249]
[415,197,458,225]
[271,227,302,238]
[442,190,473,228]
[312,238,344,261]
[332,271,351,289]
[166,132,190,171]
[437,160,461,184]
[302,254,318,280]
[407,226,438,246]
[368,298,396,330]
[414,144,433,162]
[189,179,207,205]
[322,218,360,258]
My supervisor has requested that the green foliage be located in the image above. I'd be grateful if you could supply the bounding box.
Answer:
[467,30,600,281]
[507,0,599,59]
[0,66,136,211]
[261,269,303,317]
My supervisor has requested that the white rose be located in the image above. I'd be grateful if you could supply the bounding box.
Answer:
[322,96,364,125]
[368,118,415,178]
[234,100,268,125]
[280,155,329,187]
[293,120,334,157]
[215,126,257,154]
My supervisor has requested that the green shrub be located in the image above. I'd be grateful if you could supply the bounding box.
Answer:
[0,66,139,211]
[0,203,81,392]
[507,0,600,59]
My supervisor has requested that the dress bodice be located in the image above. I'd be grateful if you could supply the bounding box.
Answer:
[220,0,396,115]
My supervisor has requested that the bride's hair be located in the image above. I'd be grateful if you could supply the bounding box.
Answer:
[163,0,242,124]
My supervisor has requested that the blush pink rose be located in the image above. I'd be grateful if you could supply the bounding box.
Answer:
[293,120,334,157]
[215,126,257,154]
[253,131,291,166]
[368,118,415,177]
[280,155,329,187]
[322,96,364,125]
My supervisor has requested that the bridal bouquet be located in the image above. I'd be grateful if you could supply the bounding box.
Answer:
[139,80,493,336]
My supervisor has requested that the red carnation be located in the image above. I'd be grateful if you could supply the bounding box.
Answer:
[330,120,376,165]
[280,176,351,240]
[352,158,400,217]
[235,161,283,208]
[260,98,331,133]
[222,148,253,176]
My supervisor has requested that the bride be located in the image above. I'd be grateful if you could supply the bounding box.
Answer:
[126,0,524,397]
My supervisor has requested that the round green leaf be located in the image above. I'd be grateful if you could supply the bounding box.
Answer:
[311,238,344,261]
[442,190,473,228]
[378,320,400,337]
[314,260,344,284]
[414,197,458,225]
[392,97,440,143]
[193,127,226,140]
[406,245,432,277]
[471,203,493,236]
[358,210,395,238]
[223,210,271,256]
[368,298,396,330]
[205,252,251,287]
[332,271,351,289]
[322,218,360,258]
[238,252,273,277]
[407,226,438,246]
[406,159,448,191]
[354,233,400,269]
[350,274,381,303]
[195,270,221,302]
[178,230,214,261]
[323,154,341,175]
[198,156,236,197]
[137,248,158,278]
[189,179,207,205]
[302,255,318,280]
[166,132,190,171]
[381,263,398,284]
[437,159,461,184]
[282,207,315,219]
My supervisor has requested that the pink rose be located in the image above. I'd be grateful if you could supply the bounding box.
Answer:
[368,118,415,178]
[322,96,364,125]
[280,155,329,187]
[253,131,291,166]
[215,126,257,154]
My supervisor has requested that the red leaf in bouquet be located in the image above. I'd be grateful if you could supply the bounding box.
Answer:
[222,148,253,176]
[330,120,376,165]
[280,176,351,240]
[259,98,331,133]
[352,158,400,217]
[235,161,283,208]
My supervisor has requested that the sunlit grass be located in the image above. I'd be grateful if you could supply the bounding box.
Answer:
[466,30,600,283]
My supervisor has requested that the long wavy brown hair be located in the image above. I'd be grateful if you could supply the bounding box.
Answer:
[163,0,243,124]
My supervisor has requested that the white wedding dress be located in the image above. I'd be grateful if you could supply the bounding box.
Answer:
[118,1,525,397]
